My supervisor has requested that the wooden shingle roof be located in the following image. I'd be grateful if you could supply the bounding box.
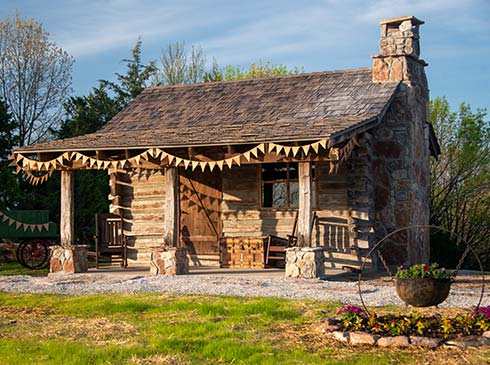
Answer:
[18,68,399,153]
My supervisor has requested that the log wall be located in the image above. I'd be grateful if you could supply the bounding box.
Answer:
[221,165,297,238]
[110,171,166,264]
[221,163,353,249]
[108,161,361,269]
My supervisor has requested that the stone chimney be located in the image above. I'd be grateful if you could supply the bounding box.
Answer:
[372,16,427,83]
[370,16,432,266]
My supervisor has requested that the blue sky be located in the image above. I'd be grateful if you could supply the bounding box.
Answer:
[3,0,490,111]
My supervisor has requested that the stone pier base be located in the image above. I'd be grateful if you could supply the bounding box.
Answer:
[150,247,189,275]
[50,245,88,274]
[285,247,325,278]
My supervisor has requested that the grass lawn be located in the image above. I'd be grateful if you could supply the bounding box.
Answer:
[0,293,489,365]
[0,261,49,276]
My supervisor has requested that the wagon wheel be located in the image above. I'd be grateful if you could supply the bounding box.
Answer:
[16,240,50,270]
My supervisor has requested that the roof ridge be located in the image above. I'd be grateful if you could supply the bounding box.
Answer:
[145,67,373,91]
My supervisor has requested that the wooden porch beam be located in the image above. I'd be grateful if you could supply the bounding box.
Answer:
[60,170,75,247]
[297,162,312,247]
[164,166,180,247]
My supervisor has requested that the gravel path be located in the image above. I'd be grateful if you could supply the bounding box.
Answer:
[0,273,487,308]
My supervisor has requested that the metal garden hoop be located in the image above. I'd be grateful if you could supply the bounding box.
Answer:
[357,224,485,315]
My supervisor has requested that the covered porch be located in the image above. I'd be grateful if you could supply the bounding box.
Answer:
[10,137,370,276]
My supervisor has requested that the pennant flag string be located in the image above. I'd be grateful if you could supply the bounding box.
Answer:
[0,210,51,232]
[10,139,331,185]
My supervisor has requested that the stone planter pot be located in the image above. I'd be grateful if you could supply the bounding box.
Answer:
[395,278,451,307]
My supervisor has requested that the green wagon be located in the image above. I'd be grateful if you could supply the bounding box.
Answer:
[0,210,58,269]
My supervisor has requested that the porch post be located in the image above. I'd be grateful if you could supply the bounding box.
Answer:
[164,166,180,246]
[297,162,312,247]
[60,170,75,247]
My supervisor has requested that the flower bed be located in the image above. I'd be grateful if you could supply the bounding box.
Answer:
[319,305,490,348]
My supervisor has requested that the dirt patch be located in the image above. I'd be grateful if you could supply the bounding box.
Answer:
[0,312,137,346]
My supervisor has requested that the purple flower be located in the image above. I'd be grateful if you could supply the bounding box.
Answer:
[476,307,490,319]
[337,305,364,315]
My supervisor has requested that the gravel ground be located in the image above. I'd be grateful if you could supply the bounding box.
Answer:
[0,272,487,308]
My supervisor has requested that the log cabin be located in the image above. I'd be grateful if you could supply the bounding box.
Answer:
[11,16,439,276]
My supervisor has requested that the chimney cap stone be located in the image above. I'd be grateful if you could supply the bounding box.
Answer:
[380,16,424,26]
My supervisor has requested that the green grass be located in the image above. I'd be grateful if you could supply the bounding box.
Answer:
[0,261,49,276]
[0,293,488,365]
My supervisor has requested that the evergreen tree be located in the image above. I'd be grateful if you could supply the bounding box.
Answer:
[101,38,157,108]
[0,99,20,209]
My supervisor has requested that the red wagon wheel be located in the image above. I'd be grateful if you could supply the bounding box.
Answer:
[16,239,50,270]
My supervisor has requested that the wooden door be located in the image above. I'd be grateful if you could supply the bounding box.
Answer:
[179,170,222,255]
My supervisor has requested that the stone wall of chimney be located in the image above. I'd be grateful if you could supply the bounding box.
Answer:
[369,16,431,265]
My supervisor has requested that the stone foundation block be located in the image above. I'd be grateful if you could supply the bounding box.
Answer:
[50,245,88,274]
[285,247,324,278]
[150,246,189,275]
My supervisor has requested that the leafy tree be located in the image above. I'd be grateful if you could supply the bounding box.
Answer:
[153,41,304,85]
[204,59,303,82]
[153,42,207,86]
[430,97,490,268]
[0,13,73,147]
[101,37,157,108]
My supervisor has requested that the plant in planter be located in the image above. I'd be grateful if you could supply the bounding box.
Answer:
[395,263,455,307]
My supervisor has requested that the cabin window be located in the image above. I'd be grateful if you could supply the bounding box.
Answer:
[261,163,316,209]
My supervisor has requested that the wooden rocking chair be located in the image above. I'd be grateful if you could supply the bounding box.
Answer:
[265,211,317,267]
[94,213,127,269]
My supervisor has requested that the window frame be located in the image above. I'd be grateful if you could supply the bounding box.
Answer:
[259,162,318,210]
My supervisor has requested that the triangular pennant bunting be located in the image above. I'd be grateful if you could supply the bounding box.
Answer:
[191,160,200,171]
[311,142,319,154]
[225,158,233,169]
[232,155,241,166]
